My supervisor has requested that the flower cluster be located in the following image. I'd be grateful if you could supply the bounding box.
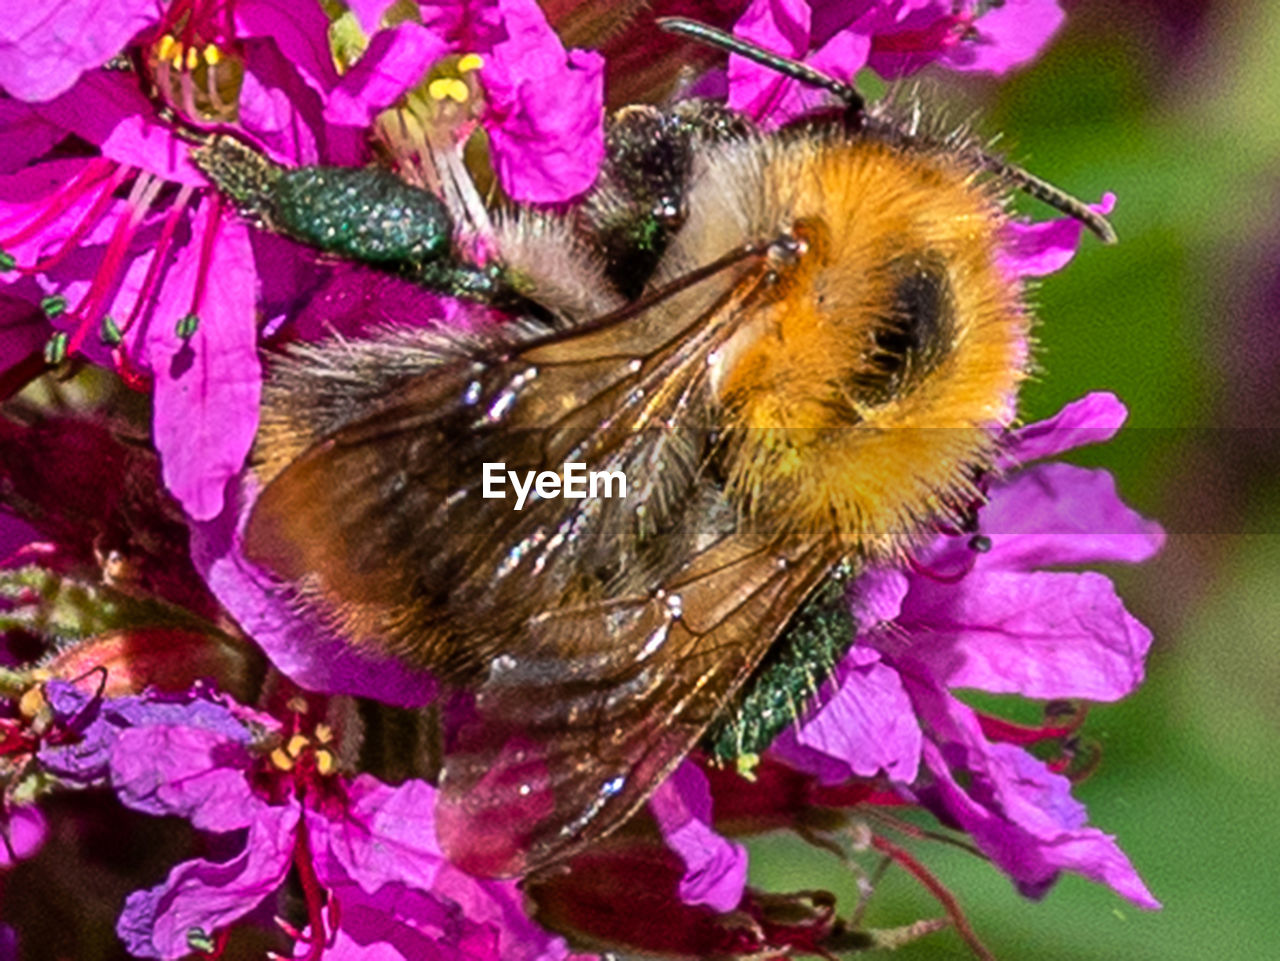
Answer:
[0,1,1161,959]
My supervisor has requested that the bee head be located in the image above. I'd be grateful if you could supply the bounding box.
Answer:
[687,134,1029,556]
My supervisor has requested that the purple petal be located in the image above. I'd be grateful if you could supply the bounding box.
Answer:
[116,806,298,960]
[189,475,440,708]
[35,72,204,185]
[312,775,445,895]
[325,23,444,128]
[901,570,1152,701]
[904,677,1158,908]
[976,464,1165,567]
[727,0,818,125]
[863,1,957,79]
[481,0,605,202]
[772,645,922,784]
[944,0,1065,74]
[1000,193,1117,278]
[432,864,573,961]
[235,0,340,101]
[145,198,260,521]
[419,0,506,51]
[649,762,747,912]
[921,739,1160,908]
[0,292,49,376]
[236,37,325,166]
[0,100,63,172]
[0,0,161,103]
[110,723,271,831]
[38,682,261,787]
[849,567,909,632]
[302,878,500,961]
[1004,391,1128,465]
[0,805,46,867]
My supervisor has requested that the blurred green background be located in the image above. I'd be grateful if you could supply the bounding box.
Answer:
[752,1,1280,958]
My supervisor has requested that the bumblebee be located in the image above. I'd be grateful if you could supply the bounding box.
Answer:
[195,19,1114,878]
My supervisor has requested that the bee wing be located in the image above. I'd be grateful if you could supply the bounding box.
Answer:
[245,259,766,671]
[436,532,840,877]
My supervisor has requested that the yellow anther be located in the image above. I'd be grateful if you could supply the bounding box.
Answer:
[269,747,295,771]
[314,723,334,744]
[444,78,468,102]
[186,46,199,70]
[171,44,184,70]
[287,696,309,714]
[427,78,454,101]
[285,733,309,758]
[156,34,176,60]
[315,749,335,776]
[18,686,46,720]
[457,53,484,74]
[203,43,221,65]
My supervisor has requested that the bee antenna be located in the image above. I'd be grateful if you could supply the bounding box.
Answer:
[979,153,1118,244]
[657,17,1116,245]
[657,17,864,116]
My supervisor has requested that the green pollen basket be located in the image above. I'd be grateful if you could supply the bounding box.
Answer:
[702,569,857,764]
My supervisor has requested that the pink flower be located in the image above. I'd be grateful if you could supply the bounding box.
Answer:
[0,0,438,522]
[769,393,1164,908]
[729,0,1066,125]
[110,689,568,961]
[361,0,606,203]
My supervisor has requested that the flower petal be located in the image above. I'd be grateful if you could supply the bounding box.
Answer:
[0,805,46,867]
[649,762,747,912]
[1004,391,1128,465]
[901,570,1152,701]
[235,0,340,101]
[921,739,1160,908]
[0,100,63,173]
[313,775,445,896]
[189,476,440,708]
[903,677,1158,908]
[325,22,444,128]
[481,0,605,202]
[110,723,270,832]
[303,878,500,961]
[772,645,923,783]
[116,806,299,960]
[146,198,260,521]
[35,72,204,185]
[1000,193,1117,278]
[976,464,1165,568]
[944,0,1065,74]
[0,0,161,103]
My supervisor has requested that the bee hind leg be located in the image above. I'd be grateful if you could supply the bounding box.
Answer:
[702,570,857,765]
[193,135,516,305]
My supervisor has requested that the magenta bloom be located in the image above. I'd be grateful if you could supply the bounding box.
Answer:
[730,0,1066,125]
[0,0,443,523]
[770,393,1163,908]
[648,762,748,913]
[352,0,605,204]
[109,693,568,961]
